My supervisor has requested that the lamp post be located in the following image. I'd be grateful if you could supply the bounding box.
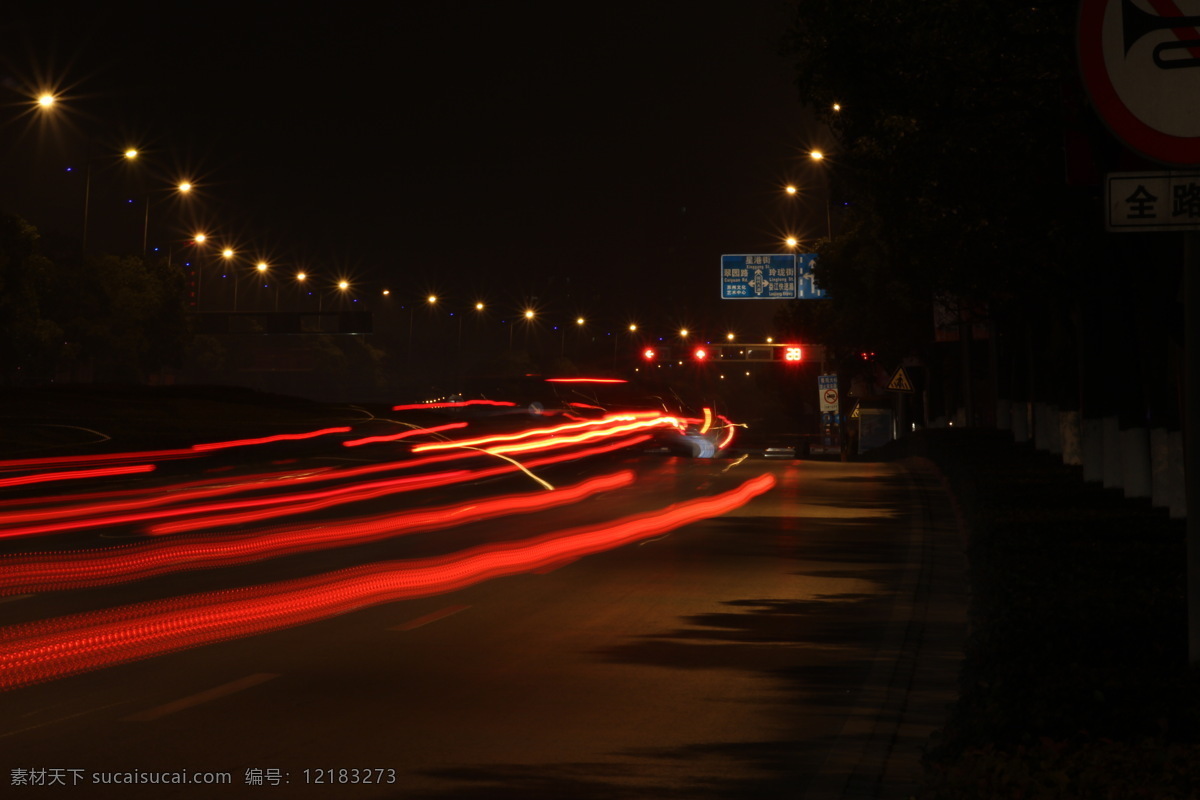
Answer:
[336,280,350,313]
[614,322,637,368]
[511,308,534,349]
[408,293,436,349]
[565,316,584,355]
[189,233,209,310]
[144,181,193,258]
[809,150,833,240]
[255,262,275,311]
[79,148,139,254]
[222,248,237,311]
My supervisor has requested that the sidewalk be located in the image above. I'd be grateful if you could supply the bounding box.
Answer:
[859,428,1197,799]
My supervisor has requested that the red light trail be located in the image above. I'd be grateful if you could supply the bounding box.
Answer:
[0,464,156,489]
[0,473,774,691]
[0,472,635,594]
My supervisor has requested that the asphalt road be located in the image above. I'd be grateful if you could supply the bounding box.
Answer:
[1,454,945,799]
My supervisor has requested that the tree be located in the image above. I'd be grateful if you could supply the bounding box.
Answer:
[0,215,62,383]
[779,2,1106,420]
[52,252,189,382]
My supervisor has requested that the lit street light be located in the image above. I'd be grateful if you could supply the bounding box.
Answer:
[253,261,280,311]
[222,249,238,310]
[79,148,139,253]
[807,151,833,239]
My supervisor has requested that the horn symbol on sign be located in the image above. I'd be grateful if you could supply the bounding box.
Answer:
[1122,0,1200,69]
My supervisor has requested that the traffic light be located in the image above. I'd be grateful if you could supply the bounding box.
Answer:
[642,347,657,362]
[693,346,709,361]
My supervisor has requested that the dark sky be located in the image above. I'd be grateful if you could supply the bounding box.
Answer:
[0,1,826,339]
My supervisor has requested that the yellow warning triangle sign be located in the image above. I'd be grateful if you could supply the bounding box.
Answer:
[887,366,914,393]
[849,400,860,419]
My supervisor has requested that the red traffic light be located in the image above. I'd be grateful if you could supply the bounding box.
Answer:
[693,347,708,361]
[642,347,657,361]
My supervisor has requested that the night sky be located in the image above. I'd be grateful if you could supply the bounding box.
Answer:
[0,1,825,339]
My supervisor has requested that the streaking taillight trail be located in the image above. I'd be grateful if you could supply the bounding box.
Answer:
[0,472,635,594]
[0,474,774,691]
[0,413,678,542]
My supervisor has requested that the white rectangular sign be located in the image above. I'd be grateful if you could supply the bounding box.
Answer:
[818,374,839,413]
[1106,171,1200,232]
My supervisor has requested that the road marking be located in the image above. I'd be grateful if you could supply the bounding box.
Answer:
[1,702,124,739]
[122,673,279,722]
[391,604,470,631]
[531,557,577,574]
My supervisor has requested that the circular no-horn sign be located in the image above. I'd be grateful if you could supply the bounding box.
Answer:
[1078,0,1200,165]
[823,388,838,406]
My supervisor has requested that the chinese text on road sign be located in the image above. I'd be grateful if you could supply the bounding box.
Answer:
[1107,172,1200,232]
[720,255,797,299]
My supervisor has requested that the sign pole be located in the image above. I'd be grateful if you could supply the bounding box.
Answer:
[1187,232,1199,664]
[1078,0,1200,666]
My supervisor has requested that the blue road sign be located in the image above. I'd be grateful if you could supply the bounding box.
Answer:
[796,253,827,299]
[720,254,796,299]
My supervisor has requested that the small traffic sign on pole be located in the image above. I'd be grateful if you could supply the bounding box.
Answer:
[887,366,914,393]
[818,374,839,411]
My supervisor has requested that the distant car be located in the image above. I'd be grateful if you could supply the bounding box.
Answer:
[396,375,738,457]
[543,377,738,458]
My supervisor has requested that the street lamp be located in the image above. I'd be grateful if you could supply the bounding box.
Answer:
[186,233,209,309]
[254,261,279,311]
[808,151,833,239]
[221,248,238,310]
[79,148,139,253]
[149,180,187,257]
[296,272,309,310]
